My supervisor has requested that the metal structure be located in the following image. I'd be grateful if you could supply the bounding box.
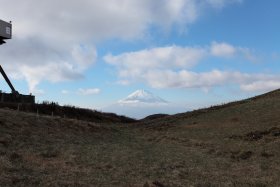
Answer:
[0,19,12,45]
[0,19,35,104]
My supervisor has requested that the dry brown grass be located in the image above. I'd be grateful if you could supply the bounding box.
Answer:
[1,89,280,186]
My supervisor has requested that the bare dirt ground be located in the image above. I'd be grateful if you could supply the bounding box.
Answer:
[1,90,280,186]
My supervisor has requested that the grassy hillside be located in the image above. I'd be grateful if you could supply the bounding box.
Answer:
[1,89,280,186]
[0,101,136,123]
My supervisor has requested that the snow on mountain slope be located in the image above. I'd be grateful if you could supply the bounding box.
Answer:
[118,89,168,105]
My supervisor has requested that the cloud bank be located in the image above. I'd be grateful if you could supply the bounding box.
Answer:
[77,88,101,96]
[0,0,242,93]
[104,42,280,93]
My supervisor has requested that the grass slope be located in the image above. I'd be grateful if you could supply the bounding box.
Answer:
[1,89,280,186]
[0,101,136,123]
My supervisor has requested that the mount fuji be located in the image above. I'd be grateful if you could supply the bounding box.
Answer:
[118,89,168,105]
[102,89,187,119]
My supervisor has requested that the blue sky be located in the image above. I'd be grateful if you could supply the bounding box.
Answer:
[0,0,280,113]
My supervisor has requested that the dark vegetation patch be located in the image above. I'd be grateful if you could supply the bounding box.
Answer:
[261,151,274,158]
[40,149,59,158]
[0,135,12,147]
[230,151,253,161]
[230,127,280,141]
[9,152,23,162]
[152,181,166,187]
[0,101,135,123]
[230,117,239,122]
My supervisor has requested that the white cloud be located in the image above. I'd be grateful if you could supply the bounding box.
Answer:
[31,89,45,96]
[144,69,280,91]
[0,0,243,41]
[19,61,84,93]
[105,43,257,80]
[144,69,227,88]
[104,45,207,76]
[206,0,243,9]
[240,80,280,92]
[210,42,237,57]
[71,45,97,71]
[105,46,207,87]
[210,42,259,61]
[206,0,227,8]
[0,38,95,93]
[77,88,100,95]
[0,0,243,92]
[0,0,201,41]
[61,90,70,95]
[104,42,277,92]
[239,48,260,64]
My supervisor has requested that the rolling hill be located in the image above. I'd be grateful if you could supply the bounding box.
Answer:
[1,89,280,186]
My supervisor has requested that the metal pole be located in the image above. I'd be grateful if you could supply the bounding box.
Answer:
[0,65,17,93]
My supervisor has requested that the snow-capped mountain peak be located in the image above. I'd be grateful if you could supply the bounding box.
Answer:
[102,89,187,119]
[118,89,168,104]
